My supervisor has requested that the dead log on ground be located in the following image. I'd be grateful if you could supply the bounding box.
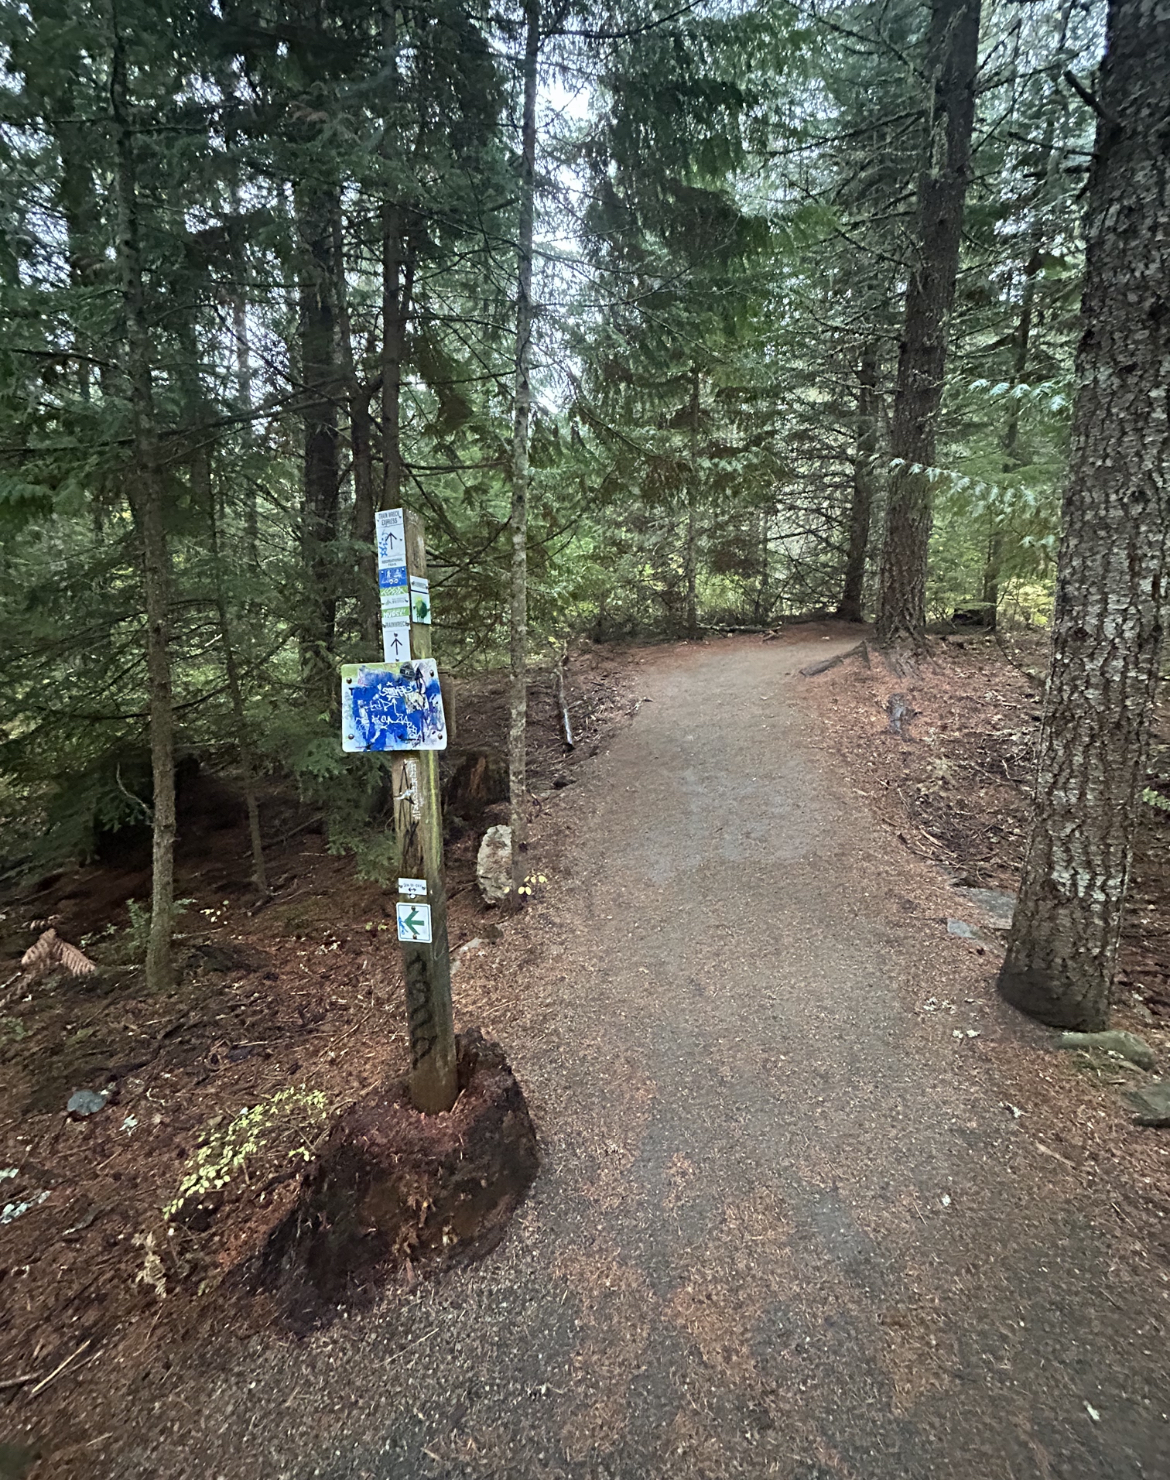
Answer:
[799,641,871,678]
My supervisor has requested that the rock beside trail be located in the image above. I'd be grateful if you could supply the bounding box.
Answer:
[1058,1030,1157,1072]
[477,823,513,903]
[66,1089,109,1117]
[252,1029,538,1328]
[1123,1081,1170,1126]
[951,886,1017,928]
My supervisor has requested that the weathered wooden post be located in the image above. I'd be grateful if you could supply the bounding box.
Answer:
[391,510,457,1112]
[341,507,457,1114]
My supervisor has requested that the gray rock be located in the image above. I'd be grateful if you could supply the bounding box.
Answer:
[476,825,513,904]
[1058,1030,1157,1072]
[1123,1080,1170,1127]
[952,886,1017,928]
[947,919,980,939]
[66,1089,108,1117]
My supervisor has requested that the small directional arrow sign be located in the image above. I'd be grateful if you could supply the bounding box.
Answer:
[396,901,432,943]
[382,623,410,661]
[375,508,405,565]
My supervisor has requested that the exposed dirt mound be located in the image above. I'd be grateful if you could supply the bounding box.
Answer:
[252,1029,539,1329]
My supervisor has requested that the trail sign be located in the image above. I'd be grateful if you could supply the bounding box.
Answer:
[410,575,432,625]
[382,622,411,662]
[340,658,447,751]
[398,877,427,898]
[375,508,405,565]
[396,901,432,943]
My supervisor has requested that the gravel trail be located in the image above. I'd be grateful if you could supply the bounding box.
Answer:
[117,636,1167,1479]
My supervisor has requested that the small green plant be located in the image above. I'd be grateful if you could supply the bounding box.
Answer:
[165,1086,329,1218]
[123,896,195,963]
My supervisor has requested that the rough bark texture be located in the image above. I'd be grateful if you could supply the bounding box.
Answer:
[684,367,700,639]
[998,0,1170,1030]
[836,341,879,623]
[251,1030,539,1330]
[111,27,175,993]
[206,487,268,896]
[297,185,341,702]
[984,3,1075,631]
[391,511,459,1113]
[331,205,378,650]
[508,0,539,892]
[875,0,981,650]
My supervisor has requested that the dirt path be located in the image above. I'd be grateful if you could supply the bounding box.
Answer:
[112,637,1165,1479]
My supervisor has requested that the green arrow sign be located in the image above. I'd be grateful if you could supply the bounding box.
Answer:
[396,901,433,943]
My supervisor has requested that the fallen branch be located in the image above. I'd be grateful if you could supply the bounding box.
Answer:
[25,1338,92,1399]
[799,640,870,678]
[553,652,574,749]
[992,628,1045,689]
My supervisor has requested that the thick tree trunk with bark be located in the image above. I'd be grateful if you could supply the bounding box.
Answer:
[998,0,1170,1031]
[331,206,379,650]
[984,3,1075,630]
[379,3,415,527]
[837,341,879,623]
[508,0,539,893]
[875,0,981,649]
[232,292,260,571]
[381,205,415,514]
[297,186,341,702]
[684,367,700,639]
[111,26,175,992]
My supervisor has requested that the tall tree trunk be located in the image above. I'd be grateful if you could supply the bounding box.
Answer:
[509,0,539,893]
[983,1,1076,631]
[755,509,771,623]
[997,0,1170,1031]
[296,184,341,704]
[380,204,415,513]
[54,95,105,402]
[684,366,700,639]
[110,19,175,991]
[379,2,415,521]
[331,205,379,651]
[231,284,260,572]
[875,0,982,649]
[836,340,880,623]
[207,479,269,897]
[180,337,270,901]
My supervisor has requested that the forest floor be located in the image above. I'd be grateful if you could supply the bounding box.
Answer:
[1,626,1169,1479]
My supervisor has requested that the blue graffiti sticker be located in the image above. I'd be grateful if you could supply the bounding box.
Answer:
[341,659,447,752]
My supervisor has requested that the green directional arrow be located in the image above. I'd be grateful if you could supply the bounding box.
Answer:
[401,907,425,938]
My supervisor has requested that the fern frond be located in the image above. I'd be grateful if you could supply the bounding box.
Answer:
[20,927,97,978]
[58,940,97,976]
[21,928,60,974]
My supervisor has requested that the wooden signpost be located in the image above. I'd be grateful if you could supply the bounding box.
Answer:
[362,507,458,1114]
